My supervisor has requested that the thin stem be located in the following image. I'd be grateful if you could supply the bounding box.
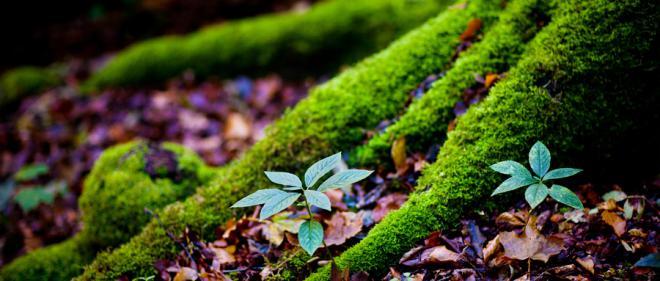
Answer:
[526,210,532,281]
[303,198,335,264]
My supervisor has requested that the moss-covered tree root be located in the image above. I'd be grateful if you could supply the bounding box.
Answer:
[0,141,215,281]
[308,0,660,279]
[352,0,555,167]
[83,0,453,90]
[0,66,61,107]
[75,1,504,279]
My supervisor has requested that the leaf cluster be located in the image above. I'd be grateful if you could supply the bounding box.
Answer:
[490,141,583,210]
[232,152,373,255]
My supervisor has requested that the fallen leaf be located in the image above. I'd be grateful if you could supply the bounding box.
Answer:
[459,18,482,41]
[391,136,408,175]
[576,256,595,274]
[499,215,564,262]
[173,267,198,281]
[483,234,502,263]
[563,209,587,223]
[325,211,364,246]
[496,211,526,229]
[484,73,499,88]
[401,245,463,267]
[466,220,486,258]
[224,112,252,139]
[602,190,627,202]
[601,210,626,237]
[372,193,407,222]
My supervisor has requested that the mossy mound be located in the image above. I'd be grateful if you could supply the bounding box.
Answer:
[0,141,215,281]
[308,0,660,278]
[83,0,451,90]
[0,66,61,107]
[76,1,504,279]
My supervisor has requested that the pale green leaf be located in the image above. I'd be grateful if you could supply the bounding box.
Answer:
[490,160,533,180]
[304,190,331,211]
[231,189,287,208]
[264,171,302,187]
[543,168,582,181]
[602,190,627,202]
[304,152,341,188]
[14,187,54,212]
[529,141,551,177]
[491,176,537,196]
[548,184,583,209]
[259,192,300,220]
[14,164,49,181]
[525,183,548,209]
[317,169,373,192]
[298,220,324,255]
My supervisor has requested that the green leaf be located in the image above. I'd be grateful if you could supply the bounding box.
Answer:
[634,253,660,268]
[14,164,49,182]
[317,169,373,192]
[231,189,287,208]
[264,171,302,187]
[543,168,582,180]
[14,187,54,212]
[529,141,551,177]
[491,176,537,196]
[259,192,300,220]
[304,152,341,188]
[304,190,331,211]
[525,183,549,209]
[283,186,302,191]
[298,220,324,255]
[548,184,584,209]
[490,160,533,179]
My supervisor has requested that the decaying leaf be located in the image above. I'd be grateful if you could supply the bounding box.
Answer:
[495,211,526,229]
[483,234,501,263]
[601,210,626,237]
[400,245,463,267]
[499,216,564,262]
[325,211,364,246]
[372,193,407,222]
[459,18,482,41]
[576,255,595,274]
[173,267,198,281]
[391,136,408,175]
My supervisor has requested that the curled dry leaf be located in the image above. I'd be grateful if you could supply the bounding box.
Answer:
[324,211,364,246]
[495,211,526,229]
[483,234,502,264]
[601,210,626,237]
[400,245,463,267]
[576,255,595,274]
[391,136,408,176]
[372,193,407,222]
[499,216,564,262]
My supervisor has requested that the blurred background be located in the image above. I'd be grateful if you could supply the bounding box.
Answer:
[0,0,317,266]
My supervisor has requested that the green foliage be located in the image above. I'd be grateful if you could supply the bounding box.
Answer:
[491,141,583,209]
[232,152,372,255]
[13,186,54,212]
[13,163,49,181]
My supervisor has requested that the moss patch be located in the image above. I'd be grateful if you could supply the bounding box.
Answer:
[83,0,452,90]
[0,141,214,281]
[76,1,504,279]
[0,66,61,107]
[308,0,660,279]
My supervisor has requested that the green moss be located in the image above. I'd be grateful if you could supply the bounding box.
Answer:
[0,141,214,281]
[76,1,504,279]
[0,66,61,107]
[0,235,96,281]
[83,0,452,90]
[352,0,555,167]
[308,0,660,279]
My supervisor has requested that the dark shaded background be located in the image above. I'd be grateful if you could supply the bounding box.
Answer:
[0,0,311,72]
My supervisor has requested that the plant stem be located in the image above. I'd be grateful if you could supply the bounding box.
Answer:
[303,198,335,264]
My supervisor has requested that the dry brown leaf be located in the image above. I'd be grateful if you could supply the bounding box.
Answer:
[391,136,408,175]
[484,73,499,88]
[325,211,364,246]
[459,18,482,41]
[576,256,595,274]
[601,210,626,237]
[372,193,407,222]
[174,267,199,281]
[483,234,502,263]
[499,216,564,262]
[209,245,236,265]
[224,112,252,139]
[423,246,463,265]
[496,211,526,229]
